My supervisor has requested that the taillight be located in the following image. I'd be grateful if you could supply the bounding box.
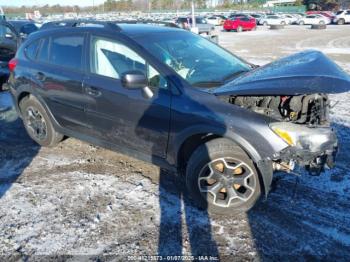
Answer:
[8,58,18,72]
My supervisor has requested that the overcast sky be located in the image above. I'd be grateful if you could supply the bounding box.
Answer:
[1,0,106,7]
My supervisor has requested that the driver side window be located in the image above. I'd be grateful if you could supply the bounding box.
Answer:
[91,36,167,89]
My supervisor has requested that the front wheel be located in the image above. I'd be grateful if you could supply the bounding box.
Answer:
[299,21,305,25]
[337,19,345,25]
[185,138,261,215]
[236,26,243,32]
[20,95,63,147]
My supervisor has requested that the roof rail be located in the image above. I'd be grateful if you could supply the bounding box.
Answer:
[40,19,122,31]
[41,19,180,31]
[113,20,180,28]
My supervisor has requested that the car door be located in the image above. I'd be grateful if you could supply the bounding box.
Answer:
[82,34,172,159]
[33,33,89,133]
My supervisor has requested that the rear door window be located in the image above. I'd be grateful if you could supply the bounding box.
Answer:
[25,39,40,60]
[37,38,50,63]
[49,35,84,71]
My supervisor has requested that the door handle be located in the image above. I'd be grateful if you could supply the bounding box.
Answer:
[85,86,101,97]
[35,72,46,81]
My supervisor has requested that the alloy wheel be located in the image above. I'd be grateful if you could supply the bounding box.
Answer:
[198,157,257,208]
[25,106,48,141]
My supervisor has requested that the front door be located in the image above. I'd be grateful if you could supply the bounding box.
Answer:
[83,35,172,159]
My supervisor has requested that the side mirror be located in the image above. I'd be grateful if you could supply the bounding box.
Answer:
[121,70,148,89]
[121,70,154,99]
[5,33,14,39]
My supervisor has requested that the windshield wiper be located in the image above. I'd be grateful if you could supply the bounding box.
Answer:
[222,70,249,82]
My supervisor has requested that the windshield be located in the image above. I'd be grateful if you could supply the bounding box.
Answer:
[134,31,250,87]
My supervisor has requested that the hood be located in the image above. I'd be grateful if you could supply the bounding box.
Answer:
[211,50,350,96]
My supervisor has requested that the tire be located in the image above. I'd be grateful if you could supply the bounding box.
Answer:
[263,21,267,26]
[337,19,345,25]
[299,21,305,25]
[185,138,261,215]
[236,26,243,32]
[281,21,286,25]
[319,20,325,25]
[19,95,63,147]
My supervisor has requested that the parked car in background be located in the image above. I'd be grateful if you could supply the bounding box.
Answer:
[298,14,331,25]
[8,20,38,38]
[223,16,256,32]
[176,16,214,34]
[250,13,264,24]
[206,15,224,26]
[259,15,287,26]
[0,20,19,90]
[281,14,298,24]
[333,10,350,25]
[306,11,335,20]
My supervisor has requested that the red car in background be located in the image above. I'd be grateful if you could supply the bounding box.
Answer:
[306,11,335,20]
[223,16,257,32]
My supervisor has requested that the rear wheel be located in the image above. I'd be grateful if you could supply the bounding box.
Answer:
[299,20,305,25]
[19,95,63,147]
[185,138,261,215]
[281,21,286,25]
[263,21,268,26]
[319,20,325,25]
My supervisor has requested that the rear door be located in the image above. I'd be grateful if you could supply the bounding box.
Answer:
[33,33,89,133]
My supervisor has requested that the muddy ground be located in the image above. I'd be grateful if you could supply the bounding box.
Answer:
[1,25,350,261]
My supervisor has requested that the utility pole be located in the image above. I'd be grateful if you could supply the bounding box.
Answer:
[191,0,196,27]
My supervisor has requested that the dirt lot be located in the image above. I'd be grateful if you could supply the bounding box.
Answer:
[1,25,350,261]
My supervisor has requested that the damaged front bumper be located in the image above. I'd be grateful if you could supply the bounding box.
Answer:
[270,122,338,175]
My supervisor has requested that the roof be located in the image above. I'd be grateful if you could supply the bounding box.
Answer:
[36,21,183,39]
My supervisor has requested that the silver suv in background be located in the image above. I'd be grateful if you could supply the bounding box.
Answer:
[176,16,215,35]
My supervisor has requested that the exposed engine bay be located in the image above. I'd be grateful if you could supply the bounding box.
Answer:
[222,93,336,175]
[228,93,330,126]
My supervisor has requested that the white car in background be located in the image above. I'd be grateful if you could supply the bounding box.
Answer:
[281,14,298,24]
[333,10,350,24]
[298,14,331,25]
[206,16,223,26]
[259,15,287,26]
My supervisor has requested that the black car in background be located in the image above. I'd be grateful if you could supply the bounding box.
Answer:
[0,20,19,89]
[0,20,38,89]
[8,20,38,38]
